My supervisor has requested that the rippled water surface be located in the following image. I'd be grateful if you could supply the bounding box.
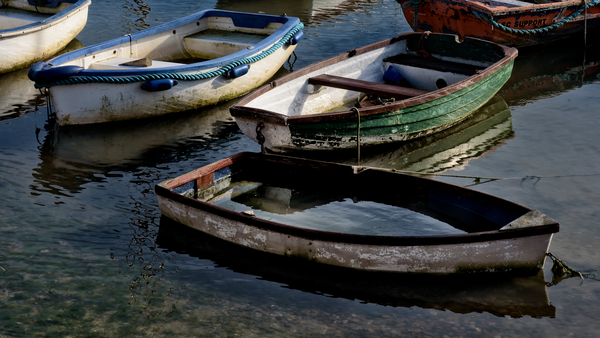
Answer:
[2,0,600,337]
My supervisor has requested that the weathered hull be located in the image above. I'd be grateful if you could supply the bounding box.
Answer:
[31,10,302,125]
[231,32,516,152]
[48,45,295,125]
[155,152,559,274]
[398,0,600,47]
[0,0,91,73]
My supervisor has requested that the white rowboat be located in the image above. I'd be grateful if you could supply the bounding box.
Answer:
[29,9,303,125]
[0,0,91,74]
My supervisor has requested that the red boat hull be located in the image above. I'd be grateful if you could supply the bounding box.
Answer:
[399,0,600,47]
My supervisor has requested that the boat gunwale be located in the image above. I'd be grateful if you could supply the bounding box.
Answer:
[45,9,301,75]
[155,152,559,247]
[0,0,91,38]
[444,0,593,16]
[229,32,517,125]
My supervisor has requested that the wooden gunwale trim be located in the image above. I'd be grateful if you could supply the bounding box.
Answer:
[161,152,246,189]
[156,152,559,247]
[232,34,415,109]
[459,0,589,15]
[232,34,517,126]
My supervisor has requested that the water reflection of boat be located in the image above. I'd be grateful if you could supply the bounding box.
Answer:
[157,216,556,319]
[33,100,239,194]
[215,0,361,23]
[499,44,600,105]
[298,95,513,174]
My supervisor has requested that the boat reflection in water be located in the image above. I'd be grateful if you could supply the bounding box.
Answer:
[157,216,555,319]
[299,95,513,175]
[500,44,600,106]
[34,99,239,195]
[216,0,362,23]
[0,39,84,120]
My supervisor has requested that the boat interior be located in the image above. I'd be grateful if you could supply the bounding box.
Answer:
[0,0,73,30]
[65,15,284,70]
[247,35,501,117]
[167,154,528,235]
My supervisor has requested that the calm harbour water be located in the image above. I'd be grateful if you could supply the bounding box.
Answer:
[2,0,600,336]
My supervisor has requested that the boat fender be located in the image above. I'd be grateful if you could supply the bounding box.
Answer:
[141,79,179,92]
[288,30,304,45]
[225,64,249,79]
[383,66,411,87]
[28,62,84,82]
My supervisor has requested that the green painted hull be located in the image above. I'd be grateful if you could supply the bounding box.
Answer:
[290,60,514,149]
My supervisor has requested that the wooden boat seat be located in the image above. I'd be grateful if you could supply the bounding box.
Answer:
[88,57,184,70]
[383,54,485,76]
[307,74,429,99]
[183,29,267,59]
[0,8,50,30]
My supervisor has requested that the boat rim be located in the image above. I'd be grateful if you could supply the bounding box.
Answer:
[45,9,301,75]
[0,0,91,38]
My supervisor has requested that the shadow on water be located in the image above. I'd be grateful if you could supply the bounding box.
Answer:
[0,39,84,120]
[33,100,240,195]
[156,216,556,319]
[500,43,600,106]
[289,95,514,175]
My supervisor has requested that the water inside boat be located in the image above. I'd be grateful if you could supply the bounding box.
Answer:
[206,179,470,236]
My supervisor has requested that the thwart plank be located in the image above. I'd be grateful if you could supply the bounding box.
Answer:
[307,74,428,99]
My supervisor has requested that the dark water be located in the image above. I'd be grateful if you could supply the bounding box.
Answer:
[2,0,600,336]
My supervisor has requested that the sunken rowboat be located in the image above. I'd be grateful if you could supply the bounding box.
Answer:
[0,0,91,74]
[28,10,304,125]
[230,32,517,152]
[155,152,559,274]
[397,0,600,47]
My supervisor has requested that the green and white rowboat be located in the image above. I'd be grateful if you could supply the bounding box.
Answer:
[230,32,518,152]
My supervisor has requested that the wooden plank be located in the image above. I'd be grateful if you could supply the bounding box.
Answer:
[383,54,485,76]
[307,74,428,99]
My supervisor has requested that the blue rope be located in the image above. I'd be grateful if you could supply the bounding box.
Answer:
[472,0,600,35]
[36,22,304,88]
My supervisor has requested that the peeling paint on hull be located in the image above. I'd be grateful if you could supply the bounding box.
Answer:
[155,152,559,274]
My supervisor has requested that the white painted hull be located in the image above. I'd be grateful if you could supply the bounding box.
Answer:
[157,194,553,274]
[32,10,303,125]
[49,45,295,125]
[0,1,90,73]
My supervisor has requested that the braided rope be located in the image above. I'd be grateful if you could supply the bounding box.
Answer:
[35,22,304,88]
[472,0,600,35]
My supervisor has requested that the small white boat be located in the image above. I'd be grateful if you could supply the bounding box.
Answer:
[0,0,91,74]
[29,9,304,125]
[156,152,560,274]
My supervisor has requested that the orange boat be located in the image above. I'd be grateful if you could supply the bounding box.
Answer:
[397,0,600,47]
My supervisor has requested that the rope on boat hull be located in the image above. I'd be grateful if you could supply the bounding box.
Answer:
[35,23,304,89]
